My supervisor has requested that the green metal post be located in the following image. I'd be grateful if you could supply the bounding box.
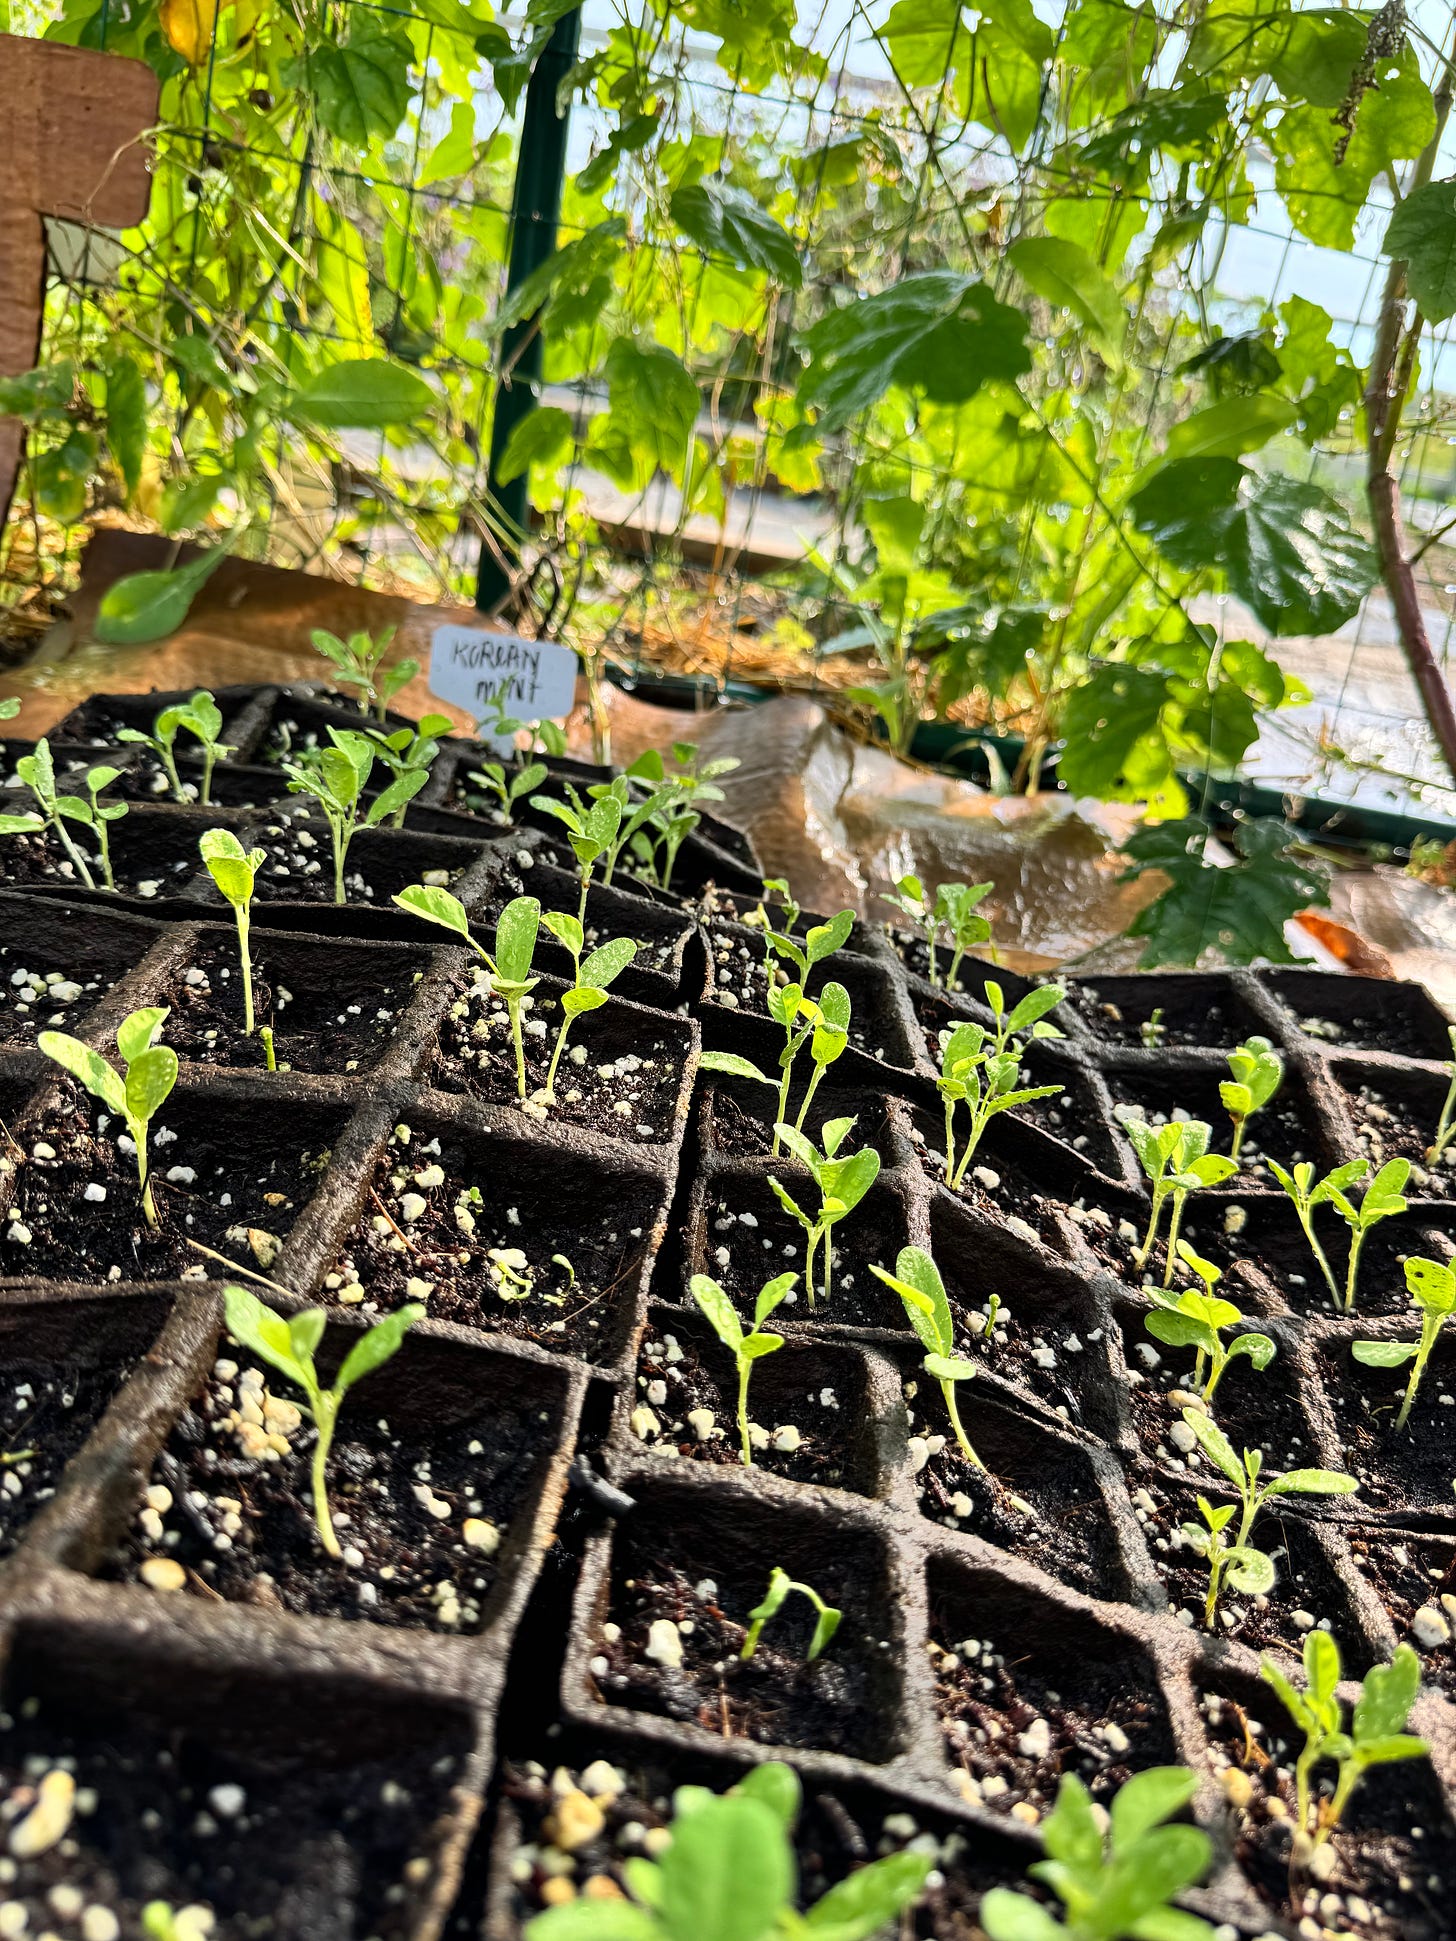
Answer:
[476,8,581,614]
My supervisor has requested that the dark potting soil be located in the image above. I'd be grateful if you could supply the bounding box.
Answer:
[1120,1356,1316,1472]
[1200,1680,1456,1939]
[0,829,121,896]
[911,1443,1116,1601]
[158,934,428,1075]
[429,971,687,1145]
[1349,1528,1456,1704]
[0,1085,340,1284]
[326,1122,660,1363]
[593,1549,898,1761]
[929,1620,1173,1819]
[0,1679,465,1941]
[701,922,900,1061]
[1313,1338,1456,1516]
[1104,1069,1323,1189]
[890,934,1018,999]
[700,1177,909,1334]
[108,1347,552,1632]
[702,1081,902,1165]
[1070,980,1251,1051]
[931,1271,1111,1437]
[1343,1074,1456,1203]
[0,1359,139,1559]
[242,817,475,909]
[0,958,123,1050]
[902,1109,1069,1254]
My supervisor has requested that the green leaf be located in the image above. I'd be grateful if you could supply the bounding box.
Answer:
[1273,50,1434,250]
[1164,395,1298,461]
[579,936,637,990]
[104,354,148,496]
[670,178,802,288]
[731,1762,801,1828]
[690,1279,741,1347]
[223,1284,309,1390]
[1042,1772,1102,1872]
[1263,1467,1358,1499]
[395,883,472,941]
[37,1031,126,1115]
[199,827,257,907]
[603,338,700,480]
[289,1309,327,1365]
[93,546,229,647]
[118,1012,172,1064]
[524,1900,661,1940]
[1407,1254,1456,1314]
[497,405,575,484]
[1352,1643,1420,1745]
[1385,179,1456,322]
[797,271,1030,431]
[802,1850,931,1939]
[821,1147,880,1216]
[869,1246,952,1356]
[335,1302,424,1395]
[289,359,433,433]
[805,910,854,965]
[1008,235,1123,351]
[543,911,585,957]
[698,1052,776,1087]
[923,1352,978,1382]
[125,1045,178,1127]
[1119,816,1329,969]
[656,1794,791,1941]
[287,14,415,147]
[1352,1340,1418,1368]
[978,1892,1066,1941]
[494,896,541,985]
[561,988,608,1018]
[1110,1767,1199,1849]
[1183,1408,1243,1487]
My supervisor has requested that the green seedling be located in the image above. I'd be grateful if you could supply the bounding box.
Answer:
[740,1564,841,1662]
[1262,1632,1427,1860]
[1267,1156,1410,1315]
[763,904,854,996]
[1222,1034,1283,1160]
[1139,1006,1167,1050]
[528,786,623,920]
[1147,1243,1276,1403]
[394,885,541,1096]
[310,624,418,719]
[870,1243,982,1468]
[198,828,266,1036]
[367,713,451,827]
[1427,1026,1456,1169]
[39,1007,178,1224]
[524,1760,928,1941]
[118,689,232,803]
[0,739,130,891]
[468,755,547,821]
[937,982,1066,1188]
[260,1025,276,1071]
[885,874,993,988]
[769,1116,880,1307]
[1267,1157,1369,1310]
[1353,1253,1456,1429]
[1120,1115,1238,1285]
[981,1766,1215,1941]
[699,978,851,1157]
[624,742,740,892]
[222,1282,422,1558]
[142,1905,216,1941]
[690,1271,793,1465]
[540,773,684,892]
[1178,1408,1356,1628]
[538,910,637,1096]
[284,727,428,902]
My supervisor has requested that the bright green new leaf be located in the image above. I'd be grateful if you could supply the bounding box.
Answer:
[94,546,229,647]
[289,360,434,431]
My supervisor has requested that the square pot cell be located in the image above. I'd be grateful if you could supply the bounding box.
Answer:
[926,1553,1177,1817]
[428,970,694,1147]
[0,1077,350,1286]
[579,1474,909,1761]
[0,1609,475,1941]
[46,685,263,746]
[1117,1302,1319,1469]
[697,1077,909,1167]
[0,897,158,1048]
[1349,1527,1456,1703]
[690,1171,915,1336]
[700,929,918,1072]
[1104,1060,1335,1189]
[627,1306,902,1498]
[0,803,252,901]
[926,1191,1121,1443]
[1313,1327,1456,1519]
[1194,1658,1456,1941]
[1334,1059,1456,1202]
[106,1322,578,1636]
[475,862,696,1008]
[1067,972,1273,1052]
[323,1114,669,1368]
[1264,967,1456,1063]
[255,690,421,764]
[156,930,432,1076]
[904,1101,1088,1258]
[241,814,489,912]
[1131,1468,1379,1668]
[0,1290,171,1562]
[901,1378,1135,1603]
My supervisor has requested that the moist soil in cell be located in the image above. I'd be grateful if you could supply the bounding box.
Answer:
[0,1357,141,1558]
[700,1178,909,1334]
[910,1440,1120,1601]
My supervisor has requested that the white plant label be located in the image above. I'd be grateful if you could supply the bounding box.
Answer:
[428,625,578,749]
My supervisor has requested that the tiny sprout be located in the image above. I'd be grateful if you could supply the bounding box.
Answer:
[223,1283,422,1558]
[1178,1409,1356,1628]
[623,741,740,892]
[198,828,266,1036]
[1120,1116,1237,1285]
[937,980,1066,1188]
[118,690,231,803]
[0,739,128,892]
[468,755,547,821]
[394,885,540,1097]
[143,1905,217,1941]
[310,624,418,719]
[700,978,851,1158]
[260,1025,277,1072]
[368,714,451,826]
[528,786,622,920]
[39,1007,178,1224]
[980,1767,1212,1941]
[551,1252,576,1287]
[740,1564,841,1662]
[1427,1026,1456,1168]
[885,875,993,988]
[1262,1632,1427,1861]
[1267,1156,1368,1310]
[538,910,637,1097]
[1270,1155,1409,1314]
[1146,1244,1276,1403]
[690,1271,793,1464]
[1221,1034,1283,1160]
[769,1117,880,1307]
[1353,1254,1456,1429]
[871,1245,982,1469]
[1139,1006,1167,1050]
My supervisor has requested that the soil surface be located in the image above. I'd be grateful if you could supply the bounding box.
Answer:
[0,1358,138,1558]
[1070,979,1259,1051]
[903,1107,1073,1254]
[698,1176,910,1333]
[701,920,905,1062]
[242,814,478,909]
[702,1080,901,1164]
[1314,1336,1456,1516]
[1119,1344,1315,1470]
[1343,1072,1456,1203]
[910,1436,1120,1600]
[0,954,125,1050]
[1349,1528,1456,1704]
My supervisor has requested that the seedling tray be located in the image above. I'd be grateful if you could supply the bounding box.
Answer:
[0,686,1452,1938]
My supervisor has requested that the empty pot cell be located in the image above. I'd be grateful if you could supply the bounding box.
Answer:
[257,692,417,763]
[1314,1330,1456,1518]
[1336,1060,1456,1201]
[1105,1061,1330,1187]
[1266,967,1455,1062]
[0,1080,347,1285]
[628,1309,893,1496]
[906,1108,1074,1257]
[1132,1470,1374,1665]
[159,931,430,1076]
[1118,1303,1317,1466]
[0,1291,169,1561]
[926,1193,1119,1441]
[905,1382,1129,1601]
[694,1172,913,1334]
[699,1077,906,1165]
[0,900,156,1047]
[243,814,485,909]
[1349,1527,1456,1702]
[0,803,241,900]
[46,687,260,746]
[1196,1661,1456,1941]
[926,1555,1176,1818]
[326,1117,665,1366]
[429,969,692,1145]
[1068,973,1271,1050]
[702,928,913,1067]
[108,1323,572,1634]
[0,1615,473,1940]
[587,1481,906,1760]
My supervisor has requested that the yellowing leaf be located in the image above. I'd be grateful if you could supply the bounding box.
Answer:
[160,0,220,65]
